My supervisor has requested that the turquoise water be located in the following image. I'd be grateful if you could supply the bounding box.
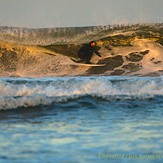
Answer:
[0,76,163,162]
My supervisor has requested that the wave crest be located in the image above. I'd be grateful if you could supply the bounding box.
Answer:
[0,23,163,77]
[0,77,163,110]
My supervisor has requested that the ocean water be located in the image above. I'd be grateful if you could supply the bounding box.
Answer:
[0,23,163,162]
[0,24,163,77]
[0,76,163,162]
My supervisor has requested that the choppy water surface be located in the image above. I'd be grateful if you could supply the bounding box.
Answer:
[0,76,163,162]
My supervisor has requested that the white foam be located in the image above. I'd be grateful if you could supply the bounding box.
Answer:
[0,76,163,110]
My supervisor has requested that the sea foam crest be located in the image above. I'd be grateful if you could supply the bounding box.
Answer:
[0,76,163,110]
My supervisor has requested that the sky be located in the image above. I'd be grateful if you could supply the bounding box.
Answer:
[0,0,162,28]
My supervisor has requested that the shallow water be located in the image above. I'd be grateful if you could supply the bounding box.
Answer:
[0,76,163,162]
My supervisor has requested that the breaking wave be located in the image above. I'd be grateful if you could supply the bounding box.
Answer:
[0,23,163,46]
[0,23,163,77]
[0,76,163,110]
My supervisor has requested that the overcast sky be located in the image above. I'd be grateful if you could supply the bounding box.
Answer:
[0,0,162,28]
